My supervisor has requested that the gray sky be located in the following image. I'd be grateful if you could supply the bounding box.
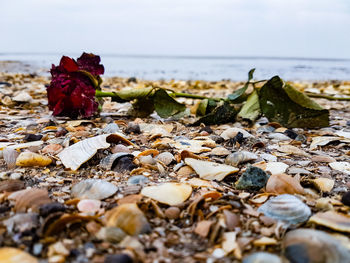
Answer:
[1,0,350,58]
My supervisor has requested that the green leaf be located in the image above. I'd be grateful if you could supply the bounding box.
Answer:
[237,90,261,122]
[227,68,255,102]
[192,102,237,126]
[129,97,155,117]
[258,76,329,128]
[114,87,154,102]
[153,89,186,118]
[196,99,218,116]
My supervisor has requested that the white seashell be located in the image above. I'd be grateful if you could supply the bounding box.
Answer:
[12,92,33,103]
[185,158,239,181]
[77,199,101,214]
[310,136,350,150]
[267,133,291,141]
[225,151,258,166]
[221,128,253,140]
[329,162,350,175]
[210,147,231,156]
[58,133,132,171]
[141,183,192,206]
[155,152,175,166]
[257,194,311,226]
[243,252,282,263]
[71,179,118,200]
[3,148,19,169]
[260,153,277,162]
[138,155,156,165]
[265,162,289,175]
[102,123,120,134]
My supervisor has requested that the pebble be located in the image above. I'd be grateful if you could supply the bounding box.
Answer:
[104,254,134,263]
[10,172,22,180]
[267,133,291,141]
[284,129,298,139]
[341,191,350,206]
[235,166,270,191]
[23,133,43,142]
[125,122,141,134]
[165,207,180,220]
[127,175,149,185]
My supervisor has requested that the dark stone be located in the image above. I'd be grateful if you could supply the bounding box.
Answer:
[55,127,68,137]
[127,77,137,83]
[199,126,213,134]
[104,254,134,263]
[113,156,137,172]
[209,135,225,144]
[39,202,66,217]
[284,129,298,139]
[341,191,350,206]
[235,166,270,191]
[23,133,43,142]
[284,244,309,263]
[346,120,350,126]
[125,122,141,134]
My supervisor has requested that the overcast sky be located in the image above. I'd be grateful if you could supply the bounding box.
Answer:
[1,0,349,59]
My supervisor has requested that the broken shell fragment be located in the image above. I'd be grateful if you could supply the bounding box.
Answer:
[257,194,311,226]
[71,179,118,200]
[308,211,350,233]
[141,183,192,206]
[225,151,258,166]
[265,162,289,175]
[0,179,25,193]
[329,162,350,175]
[221,128,253,140]
[3,148,19,169]
[106,203,151,235]
[312,178,334,192]
[8,188,52,212]
[96,226,127,243]
[185,158,239,181]
[77,199,101,214]
[16,152,52,167]
[243,252,282,263]
[283,228,350,263]
[265,173,305,195]
[100,153,135,171]
[155,152,175,166]
[41,144,63,155]
[0,247,38,263]
[58,133,133,171]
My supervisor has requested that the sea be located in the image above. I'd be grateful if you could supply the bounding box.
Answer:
[0,53,349,81]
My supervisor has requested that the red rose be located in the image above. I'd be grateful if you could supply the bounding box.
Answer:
[47,53,104,118]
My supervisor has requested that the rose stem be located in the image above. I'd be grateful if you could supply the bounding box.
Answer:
[305,92,350,101]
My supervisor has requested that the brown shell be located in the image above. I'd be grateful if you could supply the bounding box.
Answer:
[265,173,305,195]
[0,179,25,193]
[8,188,52,212]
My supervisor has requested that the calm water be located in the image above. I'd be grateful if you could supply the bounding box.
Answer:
[1,53,350,81]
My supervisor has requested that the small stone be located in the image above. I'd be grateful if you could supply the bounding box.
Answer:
[39,202,66,217]
[284,129,298,139]
[127,175,149,185]
[125,122,140,134]
[341,191,350,206]
[209,135,224,144]
[10,172,22,180]
[165,207,180,220]
[104,254,134,263]
[235,166,270,191]
[111,144,131,154]
[24,133,43,142]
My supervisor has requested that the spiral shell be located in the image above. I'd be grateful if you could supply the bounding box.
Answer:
[257,194,311,225]
[225,151,258,166]
[100,153,134,170]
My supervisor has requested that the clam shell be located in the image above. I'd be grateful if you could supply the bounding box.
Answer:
[41,144,63,155]
[308,211,350,233]
[58,133,133,171]
[77,199,101,214]
[71,179,118,200]
[155,152,175,166]
[100,153,134,170]
[106,203,150,235]
[283,228,350,263]
[225,151,258,166]
[221,128,253,140]
[8,188,52,212]
[16,152,52,167]
[0,247,38,263]
[265,173,305,195]
[257,194,311,225]
[96,226,127,243]
[265,162,289,175]
[0,179,25,193]
[210,147,231,156]
[102,123,120,134]
[185,158,239,181]
[329,162,350,175]
[312,178,334,192]
[141,183,192,206]
[243,252,282,263]
[3,148,19,169]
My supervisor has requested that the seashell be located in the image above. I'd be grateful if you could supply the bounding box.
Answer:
[308,211,350,233]
[111,144,131,154]
[265,173,305,195]
[77,199,101,214]
[0,179,25,193]
[342,191,350,206]
[194,220,213,238]
[43,213,98,237]
[267,133,291,141]
[106,203,151,235]
[8,188,52,212]
[235,166,269,191]
[310,136,350,150]
[329,162,350,175]
[100,153,134,170]
[185,158,239,181]
[3,213,39,233]
[311,155,336,163]
[265,162,289,175]
[4,141,44,151]
[221,128,253,140]
[257,194,311,226]
[243,252,282,263]
[165,207,181,220]
[39,202,66,217]
[210,147,231,156]
[172,138,214,153]
[138,155,156,165]
[223,210,240,230]
[141,183,192,206]
[58,133,133,171]
[96,226,127,243]
[127,175,149,185]
[155,152,175,166]
[277,145,310,157]
[311,177,334,192]
[225,151,258,166]
[0,247,38,263]
[15,152,52,167]
[3,148,19,169]
[253,237,278,246]
[137,149,159,157]
[260,153,277,162]
[283,228,350,263]
[71,179,117,200]
[102,123,120,134]
[41,144,63,155]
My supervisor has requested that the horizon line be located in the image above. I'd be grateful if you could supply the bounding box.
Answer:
[0,52,349,62]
